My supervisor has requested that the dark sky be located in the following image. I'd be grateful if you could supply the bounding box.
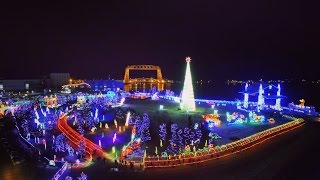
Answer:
[0,1,316,81]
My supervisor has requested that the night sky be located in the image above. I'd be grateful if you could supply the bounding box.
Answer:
[0,1,316,81]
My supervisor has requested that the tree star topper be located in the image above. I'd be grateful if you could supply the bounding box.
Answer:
[185,56,192,62]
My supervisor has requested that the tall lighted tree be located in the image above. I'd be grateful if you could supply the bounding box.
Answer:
[181,56,196,111]
[166,124,182,155]
[78,140,86,159]
[140,112,151,142]
[159,123,167,141]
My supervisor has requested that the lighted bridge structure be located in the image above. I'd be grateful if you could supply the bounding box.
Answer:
[123,65,172,84]
[126,78,173,84]
[57,114,108,161]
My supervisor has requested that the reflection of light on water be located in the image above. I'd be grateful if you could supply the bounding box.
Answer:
[124,82,171,92]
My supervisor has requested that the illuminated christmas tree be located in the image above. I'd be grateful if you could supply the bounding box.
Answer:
[180,56,196,111]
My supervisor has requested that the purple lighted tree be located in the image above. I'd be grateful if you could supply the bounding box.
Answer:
[166,124,183,155]
[57,95,66,105]
[7,98,14,106]
[44,116,54,131]
[182,127,196,152]
[66,143,75,156]
[195,125,202,143]
[84,112,95,130]
[21,119,30,137]
[140,112,151,142]
[14,103,35,122]
[115,108,125,120]
[77,125,85,135]
[159,123,167,141]
[77,172,87,180]
[54,134,66,152]
[78,108,94,129]
[177,128,184,151]
[135,116,142,138]
[77,140,86,159]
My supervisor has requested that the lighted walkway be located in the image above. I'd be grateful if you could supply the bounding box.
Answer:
[57,114,109,161]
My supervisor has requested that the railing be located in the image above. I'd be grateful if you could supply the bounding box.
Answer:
[144,118,304,168]
[57,114,105,159]
[57,118,92,159]
[52,161,68,180]
[14,124,50,163]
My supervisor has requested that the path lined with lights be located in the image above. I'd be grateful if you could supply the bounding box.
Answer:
[144,117,305,168]
[57,114,109,162]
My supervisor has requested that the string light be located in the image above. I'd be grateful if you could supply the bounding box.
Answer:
[144,118,304,168]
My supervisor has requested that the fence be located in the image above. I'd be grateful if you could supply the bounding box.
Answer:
[52,161,68,180]
[144,118,304,168]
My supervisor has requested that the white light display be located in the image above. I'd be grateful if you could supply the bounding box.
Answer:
[257,84,264,106]
[275,83,281,110]
[125,111,130,126]
[244,82,249,108]
[180,57,196,111]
